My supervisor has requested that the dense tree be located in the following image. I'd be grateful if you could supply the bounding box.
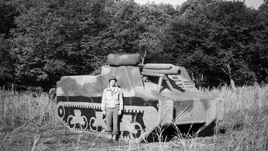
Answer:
[253,2,268,83]
[165,1,264,88]
[0,1,18,86]
[134,3,174,63]
[0,1,19,37]
[105,1,175,63]
[10,0,112,87]
[0,0,267,89]
[0,35,14,86]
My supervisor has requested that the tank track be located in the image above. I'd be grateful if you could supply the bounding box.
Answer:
[56,102,159,141]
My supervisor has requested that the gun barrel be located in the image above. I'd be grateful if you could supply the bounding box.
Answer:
[142,63,173,70]
[141,64,181,75]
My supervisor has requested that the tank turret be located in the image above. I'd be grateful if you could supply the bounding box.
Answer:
[56,54,224,142]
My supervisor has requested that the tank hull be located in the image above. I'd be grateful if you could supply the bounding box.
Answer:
[56,95,223,142]
[56,55,224,142]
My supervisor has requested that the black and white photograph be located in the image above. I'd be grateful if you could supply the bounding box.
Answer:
[0,0,267,150]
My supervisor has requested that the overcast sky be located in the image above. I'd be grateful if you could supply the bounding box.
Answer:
[135,0,264,9]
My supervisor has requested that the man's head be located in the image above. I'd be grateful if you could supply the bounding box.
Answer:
[109,76,117,87]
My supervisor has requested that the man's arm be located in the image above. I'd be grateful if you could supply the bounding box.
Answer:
[119,88,123,111]
[101,89,106,112]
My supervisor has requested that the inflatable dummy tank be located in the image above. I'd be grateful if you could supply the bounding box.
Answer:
[56,54,224,142]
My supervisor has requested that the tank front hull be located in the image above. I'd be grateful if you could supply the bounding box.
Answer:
[172,97,224,136]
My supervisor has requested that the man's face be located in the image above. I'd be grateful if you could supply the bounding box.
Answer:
[109,80,116,87]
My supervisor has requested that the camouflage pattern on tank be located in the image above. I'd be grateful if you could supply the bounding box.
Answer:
[56,54,224,142]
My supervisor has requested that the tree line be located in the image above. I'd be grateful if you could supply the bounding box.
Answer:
[0,0,268,91]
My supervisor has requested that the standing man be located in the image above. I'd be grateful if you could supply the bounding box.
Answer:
[101,76,123,141]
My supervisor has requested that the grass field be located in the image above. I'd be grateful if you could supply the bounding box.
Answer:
[0,85,267,151]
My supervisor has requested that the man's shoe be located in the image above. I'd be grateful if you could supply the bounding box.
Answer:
[112,135,117,142]
[108,134,112,140]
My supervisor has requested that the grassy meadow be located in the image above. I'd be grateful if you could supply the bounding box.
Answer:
[0,85,267,151]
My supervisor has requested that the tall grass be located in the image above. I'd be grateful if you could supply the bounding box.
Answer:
[207,85,268,151]
[0,85,267,150]
[0,90,57,128]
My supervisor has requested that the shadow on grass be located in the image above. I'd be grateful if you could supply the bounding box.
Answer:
[145,121,227,143]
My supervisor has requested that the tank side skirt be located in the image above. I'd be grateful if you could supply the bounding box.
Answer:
[57,96,159,109]
[56,97,160,142]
